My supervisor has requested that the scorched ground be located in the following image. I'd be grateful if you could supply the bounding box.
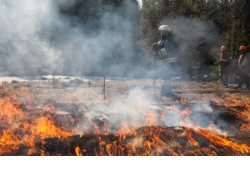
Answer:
[0,76,249,156]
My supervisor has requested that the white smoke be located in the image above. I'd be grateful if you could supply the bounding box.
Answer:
[77,87,156,133]
[0,0,141,76]
[0,0,63,75]
[0,0,229,135]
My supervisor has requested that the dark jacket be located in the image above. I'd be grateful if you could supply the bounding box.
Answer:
[152,33,177,61]
[217,52,230,69]
[238,52,250,74]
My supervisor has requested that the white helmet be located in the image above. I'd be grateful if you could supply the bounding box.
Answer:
[158,25,171,32]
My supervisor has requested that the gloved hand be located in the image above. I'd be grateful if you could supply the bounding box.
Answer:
[152,42,159,53]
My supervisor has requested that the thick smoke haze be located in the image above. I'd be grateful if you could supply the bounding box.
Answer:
[0,0,220,79]
[0,0,229,135]
[0,0,142,76]
[152,17,220,79]
[73,86,229,135]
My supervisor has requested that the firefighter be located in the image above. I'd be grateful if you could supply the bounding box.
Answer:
[152,25,177,61]
[217,46,230,87]
[152,25,177,96]
[236,46,250,89]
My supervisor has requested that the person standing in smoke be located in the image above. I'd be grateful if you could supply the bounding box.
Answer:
[236,46,250,89]
[152,25,177,96]
[217,46,231,88]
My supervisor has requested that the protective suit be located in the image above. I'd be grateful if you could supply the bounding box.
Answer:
[152,25,177,96]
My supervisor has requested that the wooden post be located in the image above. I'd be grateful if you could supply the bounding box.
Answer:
[103,75,106,100]
[153,58,157,99]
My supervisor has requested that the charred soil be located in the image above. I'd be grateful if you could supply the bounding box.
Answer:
[0,77,249,156]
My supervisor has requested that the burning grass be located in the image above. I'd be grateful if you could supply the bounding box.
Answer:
[0,80,249,156]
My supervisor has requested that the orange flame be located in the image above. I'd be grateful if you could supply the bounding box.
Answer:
[0,86,249,156]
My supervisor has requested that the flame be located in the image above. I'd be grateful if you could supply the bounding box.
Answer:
[185,128,198,146]
[0,88,73,155]
[198,128,250,155]
[0,86,249,156]
[35,116,71,139]
[219,97,250,131]
[75,146,82,156]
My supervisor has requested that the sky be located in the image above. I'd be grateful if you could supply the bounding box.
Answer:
[137,0,142,7]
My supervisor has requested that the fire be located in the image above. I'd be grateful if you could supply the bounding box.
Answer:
[198,128,249,155]
[218,96,250,131]
[185,128,198,146]
[0,85,249,156]
[75,146,82,156]
[207,122,227,136]
[35,116,72,139]
[0,98,24,124]
[0,88,73,155]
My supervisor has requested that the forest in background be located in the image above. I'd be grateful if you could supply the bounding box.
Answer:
[59,0,250,78]
[140,0,250,54]
[0,0,249,77]
[138,0,250,78]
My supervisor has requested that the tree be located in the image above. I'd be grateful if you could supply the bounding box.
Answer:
[138,0,249,79]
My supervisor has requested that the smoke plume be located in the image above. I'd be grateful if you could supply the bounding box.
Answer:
[0,0,142,76]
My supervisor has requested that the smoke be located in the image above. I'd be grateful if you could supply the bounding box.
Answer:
[73,85,230,135]
[0,0,62,75]
[0,0,221,79]
[147,16,220,80]
[0,0,143,76]
[0,1,229,134]
[77,87,156,133]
